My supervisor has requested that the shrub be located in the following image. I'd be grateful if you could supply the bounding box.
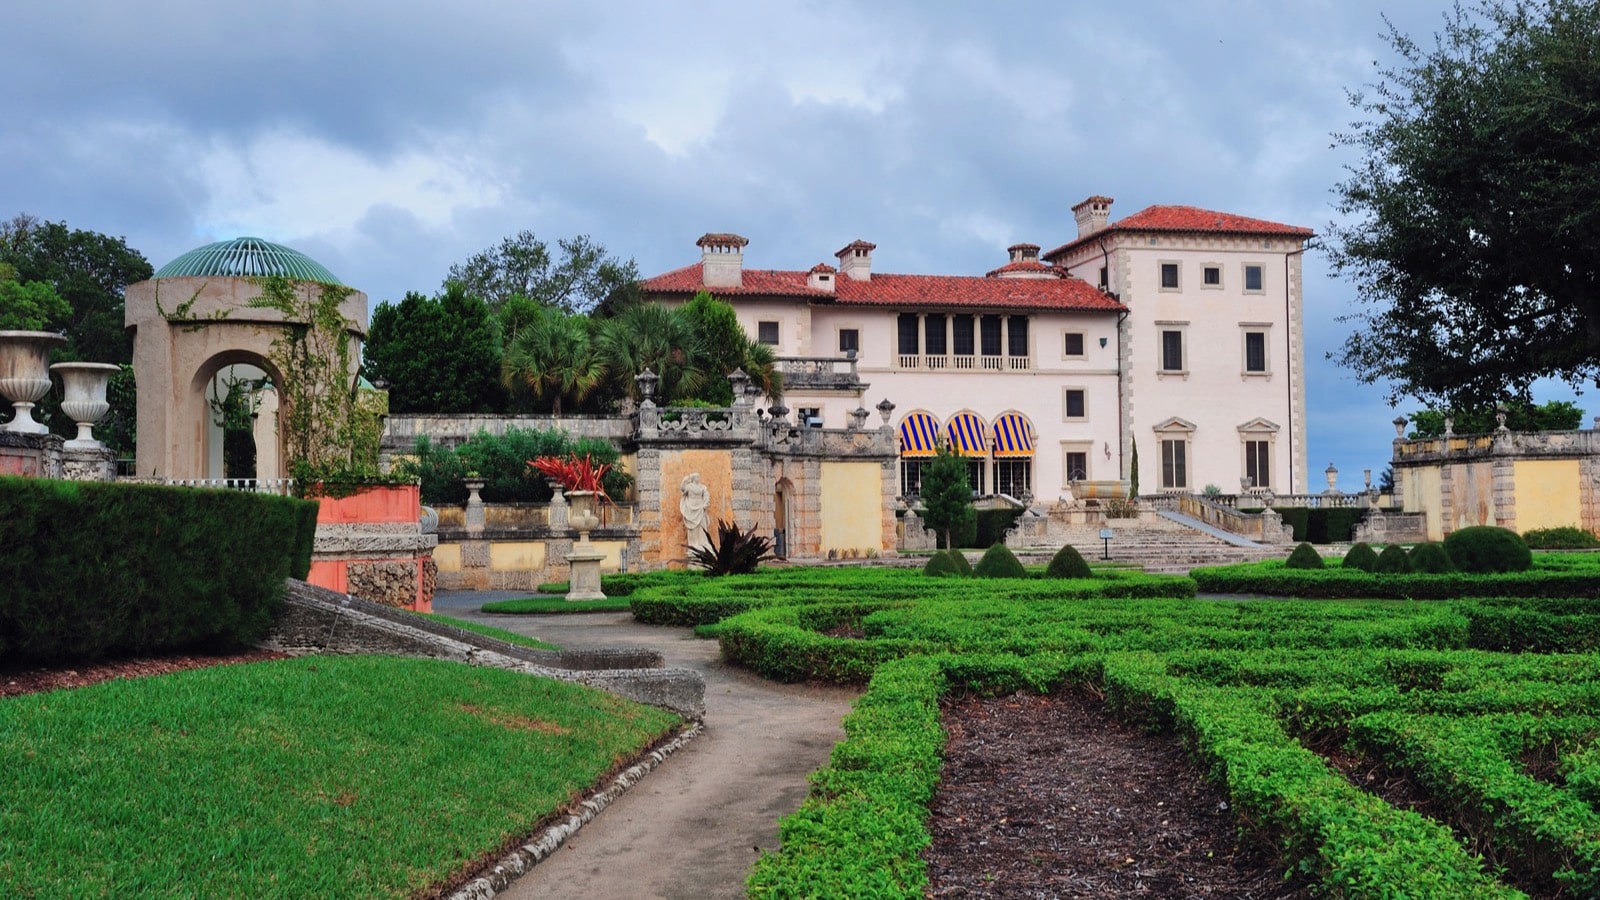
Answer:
[687,519,775,576]
[1342,542,1378,571]
[0,477,315,663]
[922,550,966,578]
[398,428,629,505]
[1408,541,1456,574]
[947,549,974,576]
[1284,542,1324,569]
[1523,526,1600,550]
[1444,525,1532,573]
[974,507,1024,547]
[1046,544,1093,579]
[1375,543,1413,573]
[972,543,1028,578]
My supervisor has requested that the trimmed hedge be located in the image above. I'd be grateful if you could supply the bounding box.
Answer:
[1446,526,1532,573]
[1375,543,1413,574]
[1191,556,1600,601]
[0,477,318,663]
[1045,544,1093,579]
[1522,527,1600,550]
[1342,542,1378,571]
[972,544,1027,578]
[922,550,966,578]
[1252,506,1367,543]
[1285,542,1324,569]
[1409,542,1456,574]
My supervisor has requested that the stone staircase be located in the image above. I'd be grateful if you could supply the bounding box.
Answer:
[1007,510,1282,574]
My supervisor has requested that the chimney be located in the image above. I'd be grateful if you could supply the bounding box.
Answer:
[1072,196,1114,238]
[835,239,876,281]
[807,263,836,293]
[1008,243,1041,265]
[697,233,749,288]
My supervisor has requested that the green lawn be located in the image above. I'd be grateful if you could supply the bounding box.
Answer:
[408,610,561,649]
[481,595,636,614]
[0,655,681,897]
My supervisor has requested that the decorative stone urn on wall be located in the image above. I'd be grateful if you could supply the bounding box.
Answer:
[0,331,68,434]
[49,362,121,448]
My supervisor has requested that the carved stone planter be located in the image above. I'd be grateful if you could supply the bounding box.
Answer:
[0,331,67,434]
[49,361,121,448]
[565,490,607,602]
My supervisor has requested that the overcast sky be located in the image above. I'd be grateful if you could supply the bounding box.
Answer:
[3,1,1555,486]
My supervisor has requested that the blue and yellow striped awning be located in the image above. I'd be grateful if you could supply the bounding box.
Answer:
[898,412,941,457]
[946,412,988,457]
[992,413,1035,457]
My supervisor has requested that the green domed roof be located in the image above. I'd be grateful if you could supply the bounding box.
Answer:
[155,237,341,285]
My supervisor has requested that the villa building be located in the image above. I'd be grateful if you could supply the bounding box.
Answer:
[642,196,1313,501]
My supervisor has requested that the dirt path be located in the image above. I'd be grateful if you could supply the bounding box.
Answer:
[433,594,860,900]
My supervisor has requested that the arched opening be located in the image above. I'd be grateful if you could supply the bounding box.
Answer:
[773,477,794,559]
[896,410,940,500]
[189,350,285,483]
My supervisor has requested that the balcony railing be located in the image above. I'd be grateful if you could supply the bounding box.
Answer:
[779,356,862,391]
[896,354,1029,371]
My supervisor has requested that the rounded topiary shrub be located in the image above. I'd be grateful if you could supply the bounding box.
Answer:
[948,548,974,576]
[1045,544,1093,579]
[1444,525,1532,573]
[1342,542,1378,571]
[1284,542,1324,569]
[1408,541,1456,574]
[922,550,964,578]
[1374,543,1413,574]
[973,543,1029,578]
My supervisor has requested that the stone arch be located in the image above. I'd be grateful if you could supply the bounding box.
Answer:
[773,476,795,559]
[126,272,367,480]
[188,349,286,481]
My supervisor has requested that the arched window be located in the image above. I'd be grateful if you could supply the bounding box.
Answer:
[947,411,988,495]
[991,412,1035,499]
[896,411,940,498]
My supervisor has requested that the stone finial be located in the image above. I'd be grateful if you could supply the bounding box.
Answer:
[848,406,870,430]
[876,397,896,425]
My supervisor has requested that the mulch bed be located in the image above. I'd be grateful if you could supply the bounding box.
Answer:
[925,691,1313,898]
[1,648,288,699]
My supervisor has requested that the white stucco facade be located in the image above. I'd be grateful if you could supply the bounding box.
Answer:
[645,198,1312,502]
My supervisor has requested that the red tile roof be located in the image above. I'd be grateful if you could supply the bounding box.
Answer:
[1044,205,1313,259]
[642,263,1124,312]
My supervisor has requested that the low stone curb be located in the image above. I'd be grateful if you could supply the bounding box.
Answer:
[447,723,704,900]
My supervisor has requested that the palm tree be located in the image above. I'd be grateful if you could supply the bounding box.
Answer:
[501,307,605,415]
[595,302,708,404]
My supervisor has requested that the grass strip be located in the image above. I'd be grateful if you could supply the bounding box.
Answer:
[480,595,635,615]
[407,611,559,650]
[0,655,680,897]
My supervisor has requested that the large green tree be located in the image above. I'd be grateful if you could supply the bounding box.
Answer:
[363,283,505,414]
[1329,0,1600,408]
[677,291,782,405]
[446,231,641,314]
[501,307,606,415]
[0,215,153,364]
[919,443,975,550]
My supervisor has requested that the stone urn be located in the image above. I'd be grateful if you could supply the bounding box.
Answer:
[563,490,606,602]
[0,331,68,434]
[49,361,121,448]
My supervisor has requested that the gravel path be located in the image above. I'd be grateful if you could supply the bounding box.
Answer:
[432,592,860,900]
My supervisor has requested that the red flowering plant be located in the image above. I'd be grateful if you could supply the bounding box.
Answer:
[529,453,615,504]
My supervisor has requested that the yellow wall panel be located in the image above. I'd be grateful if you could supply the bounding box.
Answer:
[433,543,462,572]
[1514,459,1582,533]
[490,541,547,571]
[820,462,883,553]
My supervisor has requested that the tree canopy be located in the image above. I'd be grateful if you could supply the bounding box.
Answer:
[1329,0,1600,408]
[1407,399,1584,437]
[445,230,641,314]
[919,444,975,551]
[0,214,152,365]
[363,284,505,414]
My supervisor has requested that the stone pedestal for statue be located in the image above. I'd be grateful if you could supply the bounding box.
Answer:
[565,491,607,602]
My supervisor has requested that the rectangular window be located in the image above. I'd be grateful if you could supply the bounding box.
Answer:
[1007,316,1029,357]
[1203,265,1221,287]
[952,315,975,356]
[924,314,947,356]
[1244,264,1264,292]
[994,459,1032,498]
[1161,330,1184,371]
[1098,266,1108,290]
[1064,389,1086,420]
[900,459,925,499]
[1245,331,1267,372]
[1160,262,1180,290]
[757,320,779,345]
[980,315,1003,356]
[896,314,919,355]
[1161,439,1188,490]
[838,328,859,355]
[966,459,986,496]
[800,407,822,427]
[1063,332,1085,357]
[1245,440,1270,489]
[1064,451,1088,482]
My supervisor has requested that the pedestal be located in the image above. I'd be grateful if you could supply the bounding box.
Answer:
[565,533,608,601]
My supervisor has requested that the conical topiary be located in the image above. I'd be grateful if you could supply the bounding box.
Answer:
[1285,542,1324,569]
[1046,544,1093,579]
[1408,541,1456,574]
[1375,543,1413,573]
[1342,542,1378,571]
[973,543,1029,578]
[922,550,964,577]
[948,548,973,576]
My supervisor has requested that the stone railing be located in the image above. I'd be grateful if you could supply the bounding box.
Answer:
[777,355,862,391]
[635,403,760,442]
[1177,494,1294,544]
[163,477,298,495]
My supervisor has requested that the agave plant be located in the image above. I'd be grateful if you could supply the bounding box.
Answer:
[687,519,775,576]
